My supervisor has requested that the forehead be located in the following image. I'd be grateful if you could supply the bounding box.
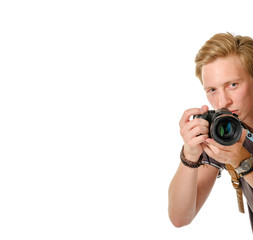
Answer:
[202,55,246,88]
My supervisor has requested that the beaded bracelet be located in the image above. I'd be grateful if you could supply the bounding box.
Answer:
[180,146,203,168]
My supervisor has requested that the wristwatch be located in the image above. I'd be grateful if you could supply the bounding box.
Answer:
[235,155,253,177]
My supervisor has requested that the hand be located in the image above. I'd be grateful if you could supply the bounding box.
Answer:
[202,129,250,168]
[179,105,209,162]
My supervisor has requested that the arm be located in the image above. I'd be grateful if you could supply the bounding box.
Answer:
[243,171,253,188]
[169,161,219,227]
[203,129,253,188]
[168,105,217,227]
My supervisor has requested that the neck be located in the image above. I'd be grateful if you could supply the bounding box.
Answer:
[242,120,253,132]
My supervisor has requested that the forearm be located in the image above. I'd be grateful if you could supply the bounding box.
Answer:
[168,162,199,227]
[170,106,212,227]
[243,171,253,188]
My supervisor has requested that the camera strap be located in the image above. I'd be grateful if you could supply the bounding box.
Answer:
[225,163,245,213]
[225,128,253,213]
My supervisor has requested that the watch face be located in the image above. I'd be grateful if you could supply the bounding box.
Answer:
[241,161,251,171]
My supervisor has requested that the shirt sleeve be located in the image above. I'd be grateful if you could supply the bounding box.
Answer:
[201,152,225,178]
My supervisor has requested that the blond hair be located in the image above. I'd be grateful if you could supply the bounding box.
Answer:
[195,32,253,83]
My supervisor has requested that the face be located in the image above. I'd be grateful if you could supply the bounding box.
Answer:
[202,55,253,127]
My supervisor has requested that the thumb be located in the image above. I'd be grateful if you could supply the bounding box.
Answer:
[240,129,248,143]
[200,105,209,113]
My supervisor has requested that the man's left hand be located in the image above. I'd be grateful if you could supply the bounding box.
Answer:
[201,129,251,168]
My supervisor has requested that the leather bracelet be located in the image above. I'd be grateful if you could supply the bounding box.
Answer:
[180,146,203,168]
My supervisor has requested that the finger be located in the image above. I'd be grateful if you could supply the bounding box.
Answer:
[205,128,247,149]
[200,105,209,113]
[185,126,209,143]
[239,129,247,144]
[185,117,209,132]
[204,139,236,163]
[202,143,227,163]
[179,106,208,128]
[205,138,227,150]
[180,118,209,141]
[189,134,209,146]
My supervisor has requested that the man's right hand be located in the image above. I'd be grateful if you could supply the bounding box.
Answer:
[179,105,210,162]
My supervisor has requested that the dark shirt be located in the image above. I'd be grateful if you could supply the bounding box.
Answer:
[201,136,253,232]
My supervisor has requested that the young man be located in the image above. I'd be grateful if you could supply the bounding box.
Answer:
[168,33,253,231]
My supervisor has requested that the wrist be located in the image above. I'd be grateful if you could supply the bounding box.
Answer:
[183,146,202,163]
[231,151,251,169]
[234,154,253,177]
[180,146,203,168]
[184,152,201,163]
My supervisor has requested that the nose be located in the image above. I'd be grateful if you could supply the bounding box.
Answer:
[218,91,232,109]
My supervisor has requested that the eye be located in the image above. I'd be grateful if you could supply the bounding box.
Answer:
[229,82,237,89]
[207,88,216,94]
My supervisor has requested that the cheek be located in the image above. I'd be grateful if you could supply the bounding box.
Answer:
[235,87,250,103]
[232,87,253,113]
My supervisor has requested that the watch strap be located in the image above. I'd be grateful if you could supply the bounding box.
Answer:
[235,154,253,175]
[240,166,253,177]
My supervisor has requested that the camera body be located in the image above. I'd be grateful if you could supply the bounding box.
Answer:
[193,108,242,146]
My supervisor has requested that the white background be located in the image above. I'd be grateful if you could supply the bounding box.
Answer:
[1,0,253,239]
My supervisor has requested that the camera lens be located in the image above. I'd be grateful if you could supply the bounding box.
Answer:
[210,115,242,146]
[216,121,235,139]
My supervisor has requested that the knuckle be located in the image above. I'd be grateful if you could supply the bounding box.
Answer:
[180,128,184,136]
[183,109,190,115]
[214,148,222,156]
[196,125,202,133]
[189,139,200,149]
[197,134,208,143]
[196,118,208,126]
[192,118,202,126]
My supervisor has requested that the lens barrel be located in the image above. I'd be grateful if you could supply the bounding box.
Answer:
[210,114,242,146]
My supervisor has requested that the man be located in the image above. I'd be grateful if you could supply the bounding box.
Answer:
[168,32,253,231]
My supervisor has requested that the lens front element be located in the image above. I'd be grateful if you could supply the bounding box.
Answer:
[217,121,235,139]
[211,115,242,146]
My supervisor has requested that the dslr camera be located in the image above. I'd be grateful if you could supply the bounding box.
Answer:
[193,108,242,146]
